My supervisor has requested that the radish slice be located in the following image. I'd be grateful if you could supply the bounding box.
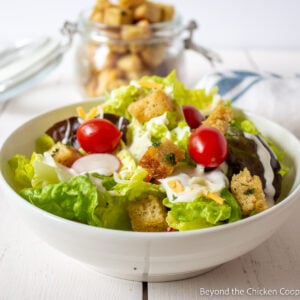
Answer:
[71,153,121,176]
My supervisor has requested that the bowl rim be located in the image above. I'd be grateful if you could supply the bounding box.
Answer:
[1,100,300,239]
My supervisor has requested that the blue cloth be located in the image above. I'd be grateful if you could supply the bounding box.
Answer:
[196,70,300,138]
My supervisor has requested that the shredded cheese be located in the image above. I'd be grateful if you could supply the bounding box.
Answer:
[205,192,224,205]
[76,106,100,121]
[167,179,185,193]
[137,80,163,90]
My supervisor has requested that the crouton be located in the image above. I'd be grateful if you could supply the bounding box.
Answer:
[117,54,144,72]
[126,69,151,81]
[158,4,175,22]
[107,39,129,53]
[202,102,233,134]
[140,44,166,68]
[121,22,151,41]
[119,0,145,9]
[139,139,185,180]
[128,89,174,123]
[127,195,168,231]
[85,75,98,98]
[230,168,268,216]
[104,6,133,25]
[96,68,125,95]
[49,142,82,168]
[133,1,162,23]
[90,10,105,23]
[95,0,111,8]
[89,0,111,22]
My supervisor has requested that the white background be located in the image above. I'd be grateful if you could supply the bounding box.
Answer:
[0,0,300,49]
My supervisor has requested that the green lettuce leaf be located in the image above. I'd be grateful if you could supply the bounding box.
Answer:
[21,173,132,230]
[89,173,117,190]
[31,153,74,188]
[8,154,34,189]
[126,112,190,163]
[146,115,170,143]
[103,71,218,120]
[126,118,153,160]
[8,152,74,191]
[164,196,232,231]
[220,188,242,222]
[232,117,260,135]
[102,84,140,119]
[95,193,131,231]
[170,120,191,152]
[116,148,138,180]
[263,137,289,176]
[141,70,218,110]
[113,177,165,202]
[35,134,55,153]
[20,176,101,226]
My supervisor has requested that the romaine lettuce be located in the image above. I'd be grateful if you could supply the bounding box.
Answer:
[126,118,152,160]
[20,175,101,226]
[163,196,232,231]
[113,178,165,202]
[103,71,218,120]
[141,70,218,110]
[220,188,242,222]
[35,133,55,153]
[20,174,132,230]
[94,193,131,230]
[8,154,34,189]
[102,84,140,119]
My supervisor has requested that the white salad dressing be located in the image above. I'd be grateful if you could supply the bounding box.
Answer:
[117,116,125,130]
[97,105,104,119]
[128,114,172,160]
[164,85,173,96]
[127,127,152,160]
[244,132,276,205]
[146,114,169,129]
[159,166,228,203]
[172,125,190,141]
[200,94,222,116]
[61,119,71,144]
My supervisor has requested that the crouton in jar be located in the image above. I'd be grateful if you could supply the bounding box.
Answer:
[75,0,187,98]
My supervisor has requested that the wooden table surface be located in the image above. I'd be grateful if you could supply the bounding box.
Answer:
[1,48,300,300]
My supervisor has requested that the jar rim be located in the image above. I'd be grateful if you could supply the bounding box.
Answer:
[77,8,184,43]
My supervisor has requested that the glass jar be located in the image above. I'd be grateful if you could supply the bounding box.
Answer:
[74,9,214,98]
[0,7,221,102]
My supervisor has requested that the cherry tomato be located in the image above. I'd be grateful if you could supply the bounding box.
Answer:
[188,126,228,168]
[182,105,204,129]
[77,118,122,153]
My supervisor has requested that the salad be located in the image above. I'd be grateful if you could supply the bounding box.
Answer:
[7,71,288,232]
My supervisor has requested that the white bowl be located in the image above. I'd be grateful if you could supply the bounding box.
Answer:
[1,100,300,282]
